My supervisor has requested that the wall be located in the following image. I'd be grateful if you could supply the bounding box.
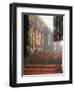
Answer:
[0,0,74,89]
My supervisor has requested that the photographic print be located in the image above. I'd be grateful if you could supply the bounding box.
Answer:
[10,3,72,87]
[23,14,63,75]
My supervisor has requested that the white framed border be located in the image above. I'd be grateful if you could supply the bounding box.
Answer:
[16,7,70,84]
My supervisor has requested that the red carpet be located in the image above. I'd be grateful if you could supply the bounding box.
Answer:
[24,64,63,75]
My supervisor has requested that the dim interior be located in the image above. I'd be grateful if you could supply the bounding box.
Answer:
[23,14,63,75]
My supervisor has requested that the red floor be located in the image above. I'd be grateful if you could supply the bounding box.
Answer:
[24,64,63,75]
